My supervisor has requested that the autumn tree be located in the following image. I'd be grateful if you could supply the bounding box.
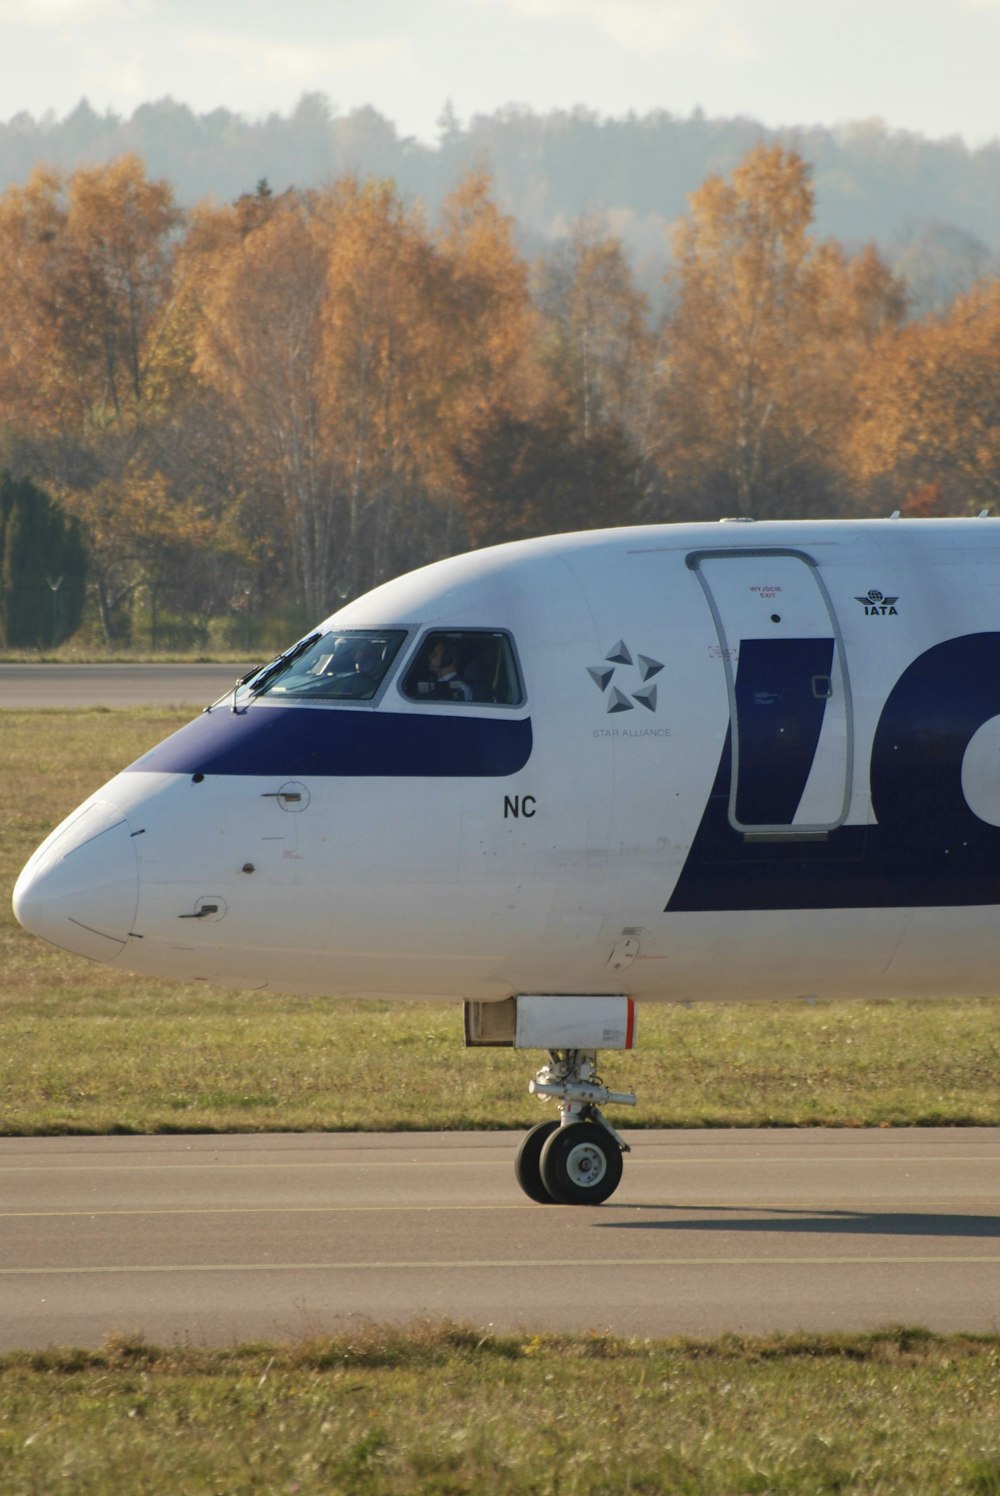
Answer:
[454,404,636,547]
[319,178,457,593]
[447,203,657,547]
[187,190,336,618]
[0,154,185,436]
[57,464,215,644]
[0,156,226,642]
[192,185,401,613]
[657,145,906,519]
[849,275,1000,514]
[436,170,539,429]
[192,180,446,613]
[527,220,658,526]
[534,222,652,443]
[191,172,543,612]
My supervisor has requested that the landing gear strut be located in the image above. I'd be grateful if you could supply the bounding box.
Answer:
[515,1049,636,1205]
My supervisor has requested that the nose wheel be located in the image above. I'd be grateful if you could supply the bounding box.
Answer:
[514,1119,560,1203]
[516,1049,634,1205]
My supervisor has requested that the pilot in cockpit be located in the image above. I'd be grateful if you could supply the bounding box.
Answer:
[333,639,385,697]
[426,638,473,701]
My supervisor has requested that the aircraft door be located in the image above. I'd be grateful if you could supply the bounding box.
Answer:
[688,548,853,835]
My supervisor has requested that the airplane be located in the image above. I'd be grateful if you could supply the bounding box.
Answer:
[13,515,1000,1205]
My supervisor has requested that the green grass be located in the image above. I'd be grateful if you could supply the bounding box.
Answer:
[2,1325,1000,1494]
[0,648,258,663]
[2,708,1000,1135]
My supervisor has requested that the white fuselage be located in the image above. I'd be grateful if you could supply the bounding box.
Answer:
[14,518,1000,1006]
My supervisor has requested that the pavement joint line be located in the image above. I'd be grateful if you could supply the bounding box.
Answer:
[5,1256,1000,1276]
[0,1205,541,1218]
[1,1155,999,1173]
[2,1200,998,1218]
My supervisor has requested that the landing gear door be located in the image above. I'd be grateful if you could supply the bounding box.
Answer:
[688,548,853,836]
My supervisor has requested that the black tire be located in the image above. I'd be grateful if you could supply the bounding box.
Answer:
[514,1120,561,1203]
[539,1121,623,1206]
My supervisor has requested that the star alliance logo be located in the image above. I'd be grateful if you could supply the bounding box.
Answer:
[587,640,664,713]
[855,588,900,617]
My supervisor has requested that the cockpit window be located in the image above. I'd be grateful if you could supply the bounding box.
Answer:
[401,630,524,706]
[251,630,407,702]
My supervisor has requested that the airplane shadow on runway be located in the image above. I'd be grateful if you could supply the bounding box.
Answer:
[595,1207,1000,1237]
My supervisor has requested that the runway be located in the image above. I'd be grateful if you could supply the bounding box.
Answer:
[3,1128,1000,1349]
[0,662,253,709]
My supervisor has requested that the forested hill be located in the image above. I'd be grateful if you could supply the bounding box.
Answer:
[2,95,996,308]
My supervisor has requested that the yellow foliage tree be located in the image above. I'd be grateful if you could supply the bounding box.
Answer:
[659,145,906,519]
[58,466,215,644]
[320,178,452,589]
[189,190,334,616]
[0,155,185,432]
[535,220,652,445]
[436,169,540,431]
[0,156,224,642]
[849,276,1000,514]
[191,172,541,611]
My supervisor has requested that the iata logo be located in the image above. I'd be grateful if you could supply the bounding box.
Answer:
[588,640,664,713]
[855,588,899,617]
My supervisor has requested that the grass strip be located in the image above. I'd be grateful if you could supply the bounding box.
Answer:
[0,650,257,663]
[2,709,1000,1135]
[1,1323,1000,1493]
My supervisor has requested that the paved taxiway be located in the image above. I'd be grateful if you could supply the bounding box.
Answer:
[0,662,252,708]
[3,1128,1000,1349]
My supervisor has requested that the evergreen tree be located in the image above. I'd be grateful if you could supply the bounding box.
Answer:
[0,473,86,646]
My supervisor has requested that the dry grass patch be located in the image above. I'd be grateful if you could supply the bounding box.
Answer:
[2,1324,1000,1493]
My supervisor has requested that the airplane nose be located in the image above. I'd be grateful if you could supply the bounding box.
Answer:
[12,798,139,962]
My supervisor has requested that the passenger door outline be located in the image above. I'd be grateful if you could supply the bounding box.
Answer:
[687,548,854,836]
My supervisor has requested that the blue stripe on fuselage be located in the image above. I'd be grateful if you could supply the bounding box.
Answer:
[125,705,533,778]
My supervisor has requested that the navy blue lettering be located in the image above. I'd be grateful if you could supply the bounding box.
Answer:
[668,631,1000,912]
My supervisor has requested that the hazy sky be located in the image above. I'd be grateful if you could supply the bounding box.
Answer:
[1,0,998,147]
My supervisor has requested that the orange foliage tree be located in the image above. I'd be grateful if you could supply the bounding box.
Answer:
[0,156,227,641]
[191,181,450,614]
[452,214,656,546]
[658,145,906,519]
[58,467,216,644]
[10,142,993,645]
[849,276,1000,514]
[320,178,454,593]
[436,169,540,434]
[191,172,542,613]
[535,221,652,446]
[186,189,335,619]
[0,154,184,433]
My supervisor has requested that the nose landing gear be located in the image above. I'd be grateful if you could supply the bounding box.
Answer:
[463,996,637,1206]
[516,1048,636,1205]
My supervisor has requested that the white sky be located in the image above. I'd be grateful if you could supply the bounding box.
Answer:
[0,0,998,147]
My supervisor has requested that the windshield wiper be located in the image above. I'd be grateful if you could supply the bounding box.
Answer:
[231,632,323,712]
[204,657,274,715]
[224,657,276,714]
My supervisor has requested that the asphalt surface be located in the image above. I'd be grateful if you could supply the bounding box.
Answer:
[3,1128,1000,1349]
[0,662,254,709]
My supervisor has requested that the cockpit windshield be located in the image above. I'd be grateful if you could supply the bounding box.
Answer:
[248,630,407,702]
